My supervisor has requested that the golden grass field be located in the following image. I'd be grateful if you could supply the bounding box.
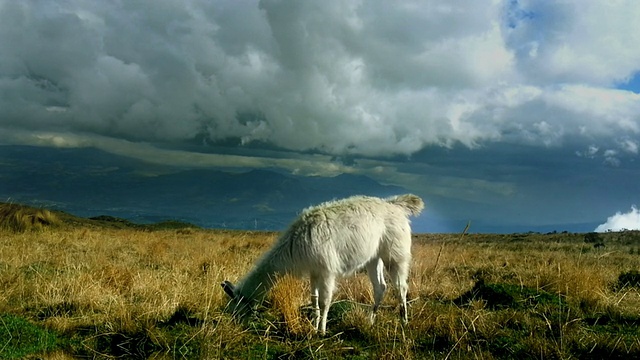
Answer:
[1,203,639,359]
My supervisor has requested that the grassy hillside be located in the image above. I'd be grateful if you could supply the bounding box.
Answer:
[0,204,639,358]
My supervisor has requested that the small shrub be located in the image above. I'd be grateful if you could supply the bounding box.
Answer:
[147,220,200,230]
[88,215,134,225]
[584,232,602,244]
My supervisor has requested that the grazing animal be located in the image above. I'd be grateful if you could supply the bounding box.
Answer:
[221,194,424,335]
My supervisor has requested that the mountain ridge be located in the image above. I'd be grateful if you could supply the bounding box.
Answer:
[0,145,407,230]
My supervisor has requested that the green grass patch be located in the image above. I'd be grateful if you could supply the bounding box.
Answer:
[0,313,64,359]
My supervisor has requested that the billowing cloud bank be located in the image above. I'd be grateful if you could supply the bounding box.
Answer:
[595,206,640,232]
[1,0,640,158]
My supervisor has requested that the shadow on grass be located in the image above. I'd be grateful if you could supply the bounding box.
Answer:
[451,278,640,359]
[453,278,563,310]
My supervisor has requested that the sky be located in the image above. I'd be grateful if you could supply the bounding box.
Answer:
[1,0,640,232]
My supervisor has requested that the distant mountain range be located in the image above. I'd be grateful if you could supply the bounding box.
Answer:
[0,145,407,230]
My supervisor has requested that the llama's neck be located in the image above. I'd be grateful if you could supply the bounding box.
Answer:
[236,244,289,303]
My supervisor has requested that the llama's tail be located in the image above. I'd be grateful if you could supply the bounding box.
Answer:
[386,194,424,216]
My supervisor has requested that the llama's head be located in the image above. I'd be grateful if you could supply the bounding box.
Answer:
[220,280,254,318]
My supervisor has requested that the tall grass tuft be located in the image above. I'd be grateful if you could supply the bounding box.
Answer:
[0,203,59,232]
[269,274,308,336]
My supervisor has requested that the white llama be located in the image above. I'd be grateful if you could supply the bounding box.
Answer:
[221,194,424,335]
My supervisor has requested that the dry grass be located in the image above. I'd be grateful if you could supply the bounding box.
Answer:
[0,219,639,358]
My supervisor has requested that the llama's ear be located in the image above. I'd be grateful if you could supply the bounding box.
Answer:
[221,280,236,298]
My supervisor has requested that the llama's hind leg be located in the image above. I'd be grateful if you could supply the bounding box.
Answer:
[366,258,387,324]
[309,274,321,331]
[389,260,410,324]
[317,274,336,335]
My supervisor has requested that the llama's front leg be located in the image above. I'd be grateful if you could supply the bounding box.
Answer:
[310,274,320,330]
[317,275,336,335]
[366,258,387,324]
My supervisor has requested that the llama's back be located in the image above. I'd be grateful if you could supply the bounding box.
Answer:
[275,195,423,276]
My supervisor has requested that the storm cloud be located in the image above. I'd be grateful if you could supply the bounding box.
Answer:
[1,0,639,158]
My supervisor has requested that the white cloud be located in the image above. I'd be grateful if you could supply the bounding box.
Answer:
[1,0,640,158]
[505,1,640,85]
[542,85,640,137]
[578,145,599,158]
[595,206,640,232]
[619,139,639,154]
[603,149,621,167]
